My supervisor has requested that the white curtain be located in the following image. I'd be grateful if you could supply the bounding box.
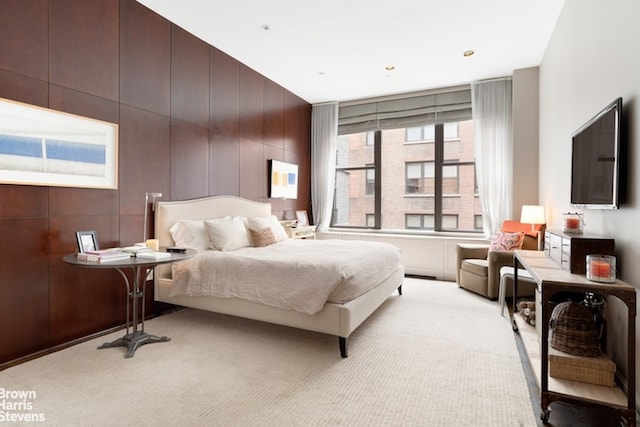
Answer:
[311,102,338,232]
[471,78,513,238]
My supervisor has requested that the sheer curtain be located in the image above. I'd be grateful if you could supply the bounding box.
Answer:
[311,102,338,232]
[472,78,513,238]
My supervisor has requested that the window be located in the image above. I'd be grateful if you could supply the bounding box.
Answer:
[366,167,375,195]
[332,120,481,232]
[405,162,434,194]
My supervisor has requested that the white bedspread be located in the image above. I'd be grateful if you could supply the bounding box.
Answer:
[170,239,401,314]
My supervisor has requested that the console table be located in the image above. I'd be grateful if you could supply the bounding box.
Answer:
[512,250,636,425]
[63,249,194,358]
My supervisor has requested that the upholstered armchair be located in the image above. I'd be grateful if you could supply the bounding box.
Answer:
[456,221,545,299]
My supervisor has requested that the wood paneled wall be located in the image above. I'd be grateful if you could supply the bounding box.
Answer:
[0,0,311,367]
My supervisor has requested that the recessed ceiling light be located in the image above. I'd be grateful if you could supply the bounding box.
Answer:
[260,24,271,31]
[463,50,474,57]
[385,65,395,71]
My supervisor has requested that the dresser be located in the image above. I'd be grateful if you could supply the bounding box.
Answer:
[544,229,615,274]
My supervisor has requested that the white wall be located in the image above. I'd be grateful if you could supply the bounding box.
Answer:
[539,0,640,406]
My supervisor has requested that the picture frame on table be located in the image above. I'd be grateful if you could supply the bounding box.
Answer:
[76,230,99,253]
[295,210,309,227]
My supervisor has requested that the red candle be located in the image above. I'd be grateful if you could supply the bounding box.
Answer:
[589,259,610,279]
[565,217,580,230]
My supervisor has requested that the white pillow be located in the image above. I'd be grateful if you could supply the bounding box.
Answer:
[169,220,209,251]
[204,216,251,251]
[247,215,288,242]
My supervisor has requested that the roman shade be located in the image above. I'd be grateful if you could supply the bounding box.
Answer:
[338,85,472,135]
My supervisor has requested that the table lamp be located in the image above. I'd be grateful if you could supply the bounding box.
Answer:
[520,205,545,232]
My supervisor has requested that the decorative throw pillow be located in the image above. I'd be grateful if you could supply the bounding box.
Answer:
[204,216,251,251]
[249,227,277,247]
[247,215,289,242]
[489,231,525,251]
[169,220,209,251]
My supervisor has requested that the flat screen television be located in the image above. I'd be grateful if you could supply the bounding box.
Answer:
[570,97,622,209]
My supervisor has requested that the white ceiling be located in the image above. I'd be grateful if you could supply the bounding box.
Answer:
[137,0,565,104]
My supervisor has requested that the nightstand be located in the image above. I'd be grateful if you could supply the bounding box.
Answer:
[287,225,316,239]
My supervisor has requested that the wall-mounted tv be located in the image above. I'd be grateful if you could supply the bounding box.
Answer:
[570,97,622,209]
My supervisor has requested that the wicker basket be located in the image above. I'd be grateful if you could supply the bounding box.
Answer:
[549,301,600,357]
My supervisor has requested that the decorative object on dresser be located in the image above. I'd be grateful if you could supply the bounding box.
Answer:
[562,212,584,234]
[544,229,615,274]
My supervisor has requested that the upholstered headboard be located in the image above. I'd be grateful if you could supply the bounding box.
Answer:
[154,195,272,248]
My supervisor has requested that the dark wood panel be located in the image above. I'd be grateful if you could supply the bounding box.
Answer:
[239,139,266,201]
[49,258,126,345]
[118,105,171,219]
[171,119,210,200]
[239,64,264,143]
[210,133,240,196]
[0,0,48,80]
[171,25,210,128]
[49,187,119,218]
[0,69,48,107]
[264,79,284,150]
[0,218,49,362]
[210,47,239,136]
[284,92,312,155]
[49,0,119,100]
[120,0,171,115]
[49,85,120,124]
[0,185,48,218]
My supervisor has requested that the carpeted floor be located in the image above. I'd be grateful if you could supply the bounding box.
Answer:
[0,278,536,426]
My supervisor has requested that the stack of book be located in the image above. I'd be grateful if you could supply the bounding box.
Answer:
[77,248,132,263]
[135,251,171,260]
[121,245,154,256]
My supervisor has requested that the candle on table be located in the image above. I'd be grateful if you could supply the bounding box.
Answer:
[565,217,580,230]
[589,259,610,279]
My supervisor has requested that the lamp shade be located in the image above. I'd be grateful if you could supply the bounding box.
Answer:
[520,205,545,225]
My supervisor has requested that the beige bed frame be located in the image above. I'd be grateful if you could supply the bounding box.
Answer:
[154,195,404,357]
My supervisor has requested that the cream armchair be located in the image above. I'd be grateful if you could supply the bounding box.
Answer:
[456,221,544,299]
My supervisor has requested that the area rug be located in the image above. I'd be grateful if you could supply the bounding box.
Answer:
[0,278,536,426]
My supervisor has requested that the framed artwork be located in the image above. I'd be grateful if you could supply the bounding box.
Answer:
[76,230,99,253]
[295,210,309,227]
[0,97,118,189]
[269,159,298,199]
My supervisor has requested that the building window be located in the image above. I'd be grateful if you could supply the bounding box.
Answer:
[405,162,434,194]
[333,120,480,232]
[366,166,375,195]
[474,215,483,231]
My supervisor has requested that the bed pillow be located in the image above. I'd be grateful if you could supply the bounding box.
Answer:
[169,220,209,251]
[248,227,277,247]
[247,215,288,242]
[204,216,251,251]
[489,231,525,252]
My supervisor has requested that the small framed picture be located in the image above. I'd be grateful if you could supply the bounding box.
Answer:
[76,230,99,253]
[295,210,309,227]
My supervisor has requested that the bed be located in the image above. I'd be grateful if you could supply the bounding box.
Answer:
[154,195,404,357]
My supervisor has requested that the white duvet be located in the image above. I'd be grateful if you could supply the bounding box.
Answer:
[170,239,402,315]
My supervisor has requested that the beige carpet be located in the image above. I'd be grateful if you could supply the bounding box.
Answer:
[0,278,536,426]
